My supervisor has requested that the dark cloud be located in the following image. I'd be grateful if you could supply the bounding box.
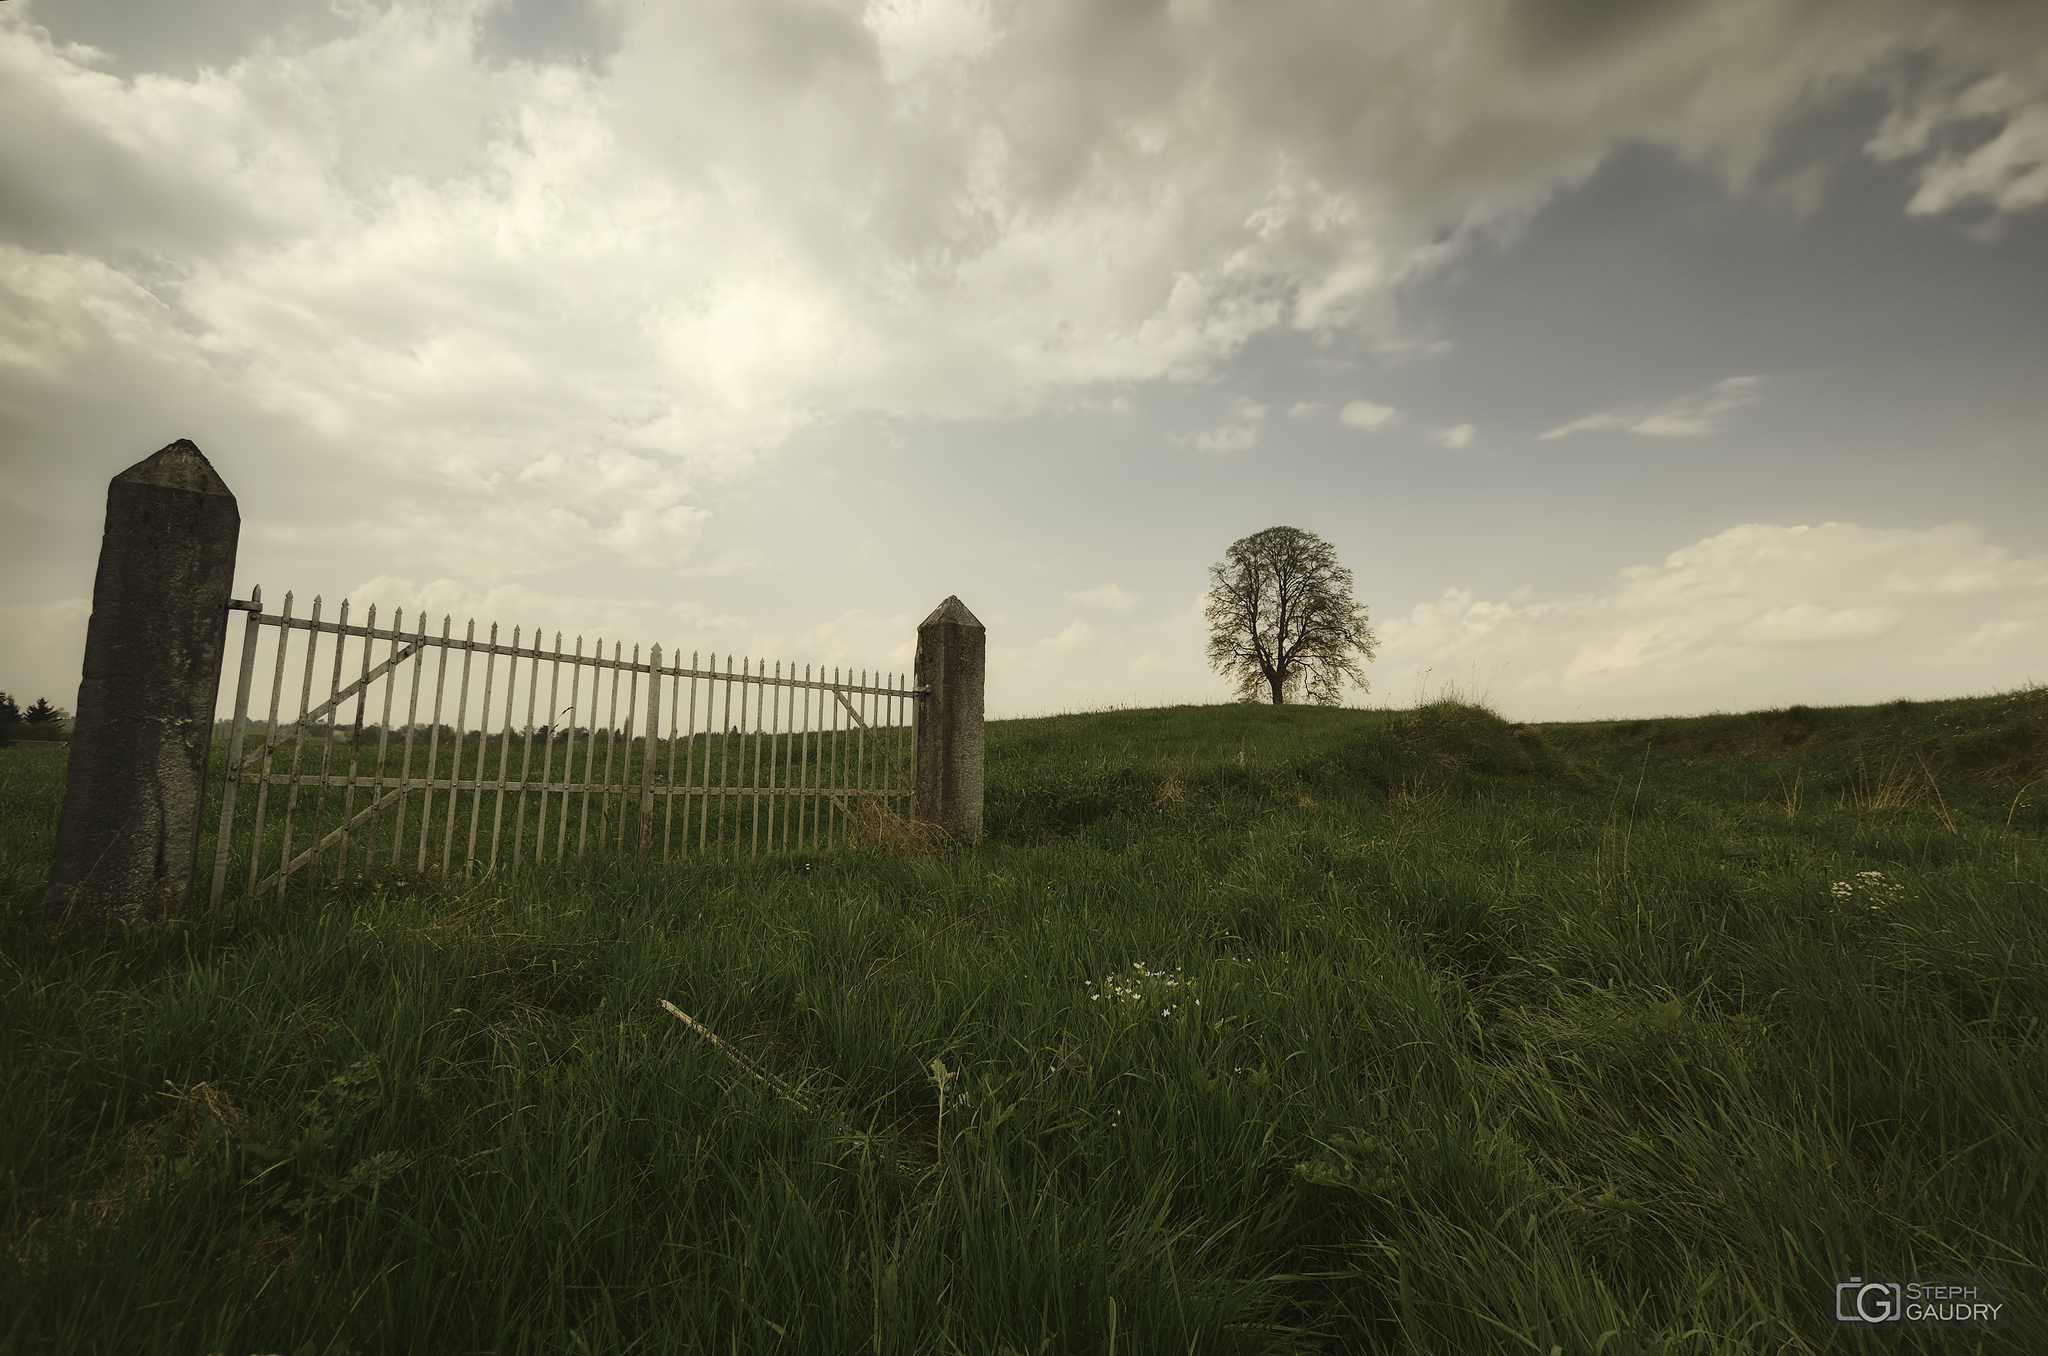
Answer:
[1511,0,1707,64]
[21,0,351,77]
[475,0,623,68]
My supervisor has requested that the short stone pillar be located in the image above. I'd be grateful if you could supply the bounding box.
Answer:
[913,596,985,843]
[45,440,240,929]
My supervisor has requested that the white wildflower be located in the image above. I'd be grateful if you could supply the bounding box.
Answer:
[1831,870,1908,911]
[1086,961,1201,1022]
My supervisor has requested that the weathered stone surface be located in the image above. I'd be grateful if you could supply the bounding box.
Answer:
[913,595,985,842]
[45,440,239,928]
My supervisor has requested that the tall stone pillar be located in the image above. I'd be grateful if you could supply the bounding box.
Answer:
[45,440,240,928]
[912,596,984,843]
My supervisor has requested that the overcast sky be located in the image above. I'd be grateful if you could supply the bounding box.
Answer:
[4,0,2046,722]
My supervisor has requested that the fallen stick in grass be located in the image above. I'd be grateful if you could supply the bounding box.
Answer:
[660,999,816,1113]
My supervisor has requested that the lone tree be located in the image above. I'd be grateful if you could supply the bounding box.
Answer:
[1205,526,1377,705]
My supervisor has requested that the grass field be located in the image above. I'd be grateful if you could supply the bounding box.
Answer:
[2,690,2043,1353]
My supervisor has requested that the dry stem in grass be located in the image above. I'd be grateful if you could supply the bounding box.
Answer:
[660,999,816,1112]
[845,799,951,856]
[1916,754,1959,833]
[1841,754,1923,813]
[2008,781,2039,832]
[1775,768,1803,822]
[866,903,992,982]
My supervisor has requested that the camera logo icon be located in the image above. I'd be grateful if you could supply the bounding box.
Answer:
[1828,1271,2007,1328]
[1836,1276,1902,1323]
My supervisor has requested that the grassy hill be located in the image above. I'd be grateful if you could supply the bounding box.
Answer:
[1,690,2041,1353]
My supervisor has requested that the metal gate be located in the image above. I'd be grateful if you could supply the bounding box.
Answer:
[206,588,918,903]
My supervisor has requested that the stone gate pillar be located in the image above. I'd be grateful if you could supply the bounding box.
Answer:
[912,596,984,843]
[45,440,240,929]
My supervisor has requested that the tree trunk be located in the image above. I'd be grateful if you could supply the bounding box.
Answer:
[1268,669,1286,704]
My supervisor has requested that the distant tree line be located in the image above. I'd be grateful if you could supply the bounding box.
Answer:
[0,693,69,746]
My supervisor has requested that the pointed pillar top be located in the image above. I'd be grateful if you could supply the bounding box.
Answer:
[920,595,983,630]
[114,439,234,498]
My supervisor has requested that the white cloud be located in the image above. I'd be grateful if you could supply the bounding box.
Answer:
[1539,376,1763,441]
[321,574,911,667]
[1375,523,2048,721]
[1965,618,2037,648]
[336,575,722,649]
[4,0,2033,510]
[1339,399,1400,431]
[1429,423,1475,448]
[1869,73,2048,221]
[5,0,2048,693]
[1286,401,1325,419]
[1195,424,1259,452]
[1065,583,1138,612]
[988,592,1214,716]
[1034,619,1093,655]
[863,0,999,84]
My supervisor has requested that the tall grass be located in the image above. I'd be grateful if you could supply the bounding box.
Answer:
[1,690,2042,1353]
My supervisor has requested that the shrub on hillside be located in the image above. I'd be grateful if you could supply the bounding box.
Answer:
[984,703,1586,845]
[1313,700,1581,794]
